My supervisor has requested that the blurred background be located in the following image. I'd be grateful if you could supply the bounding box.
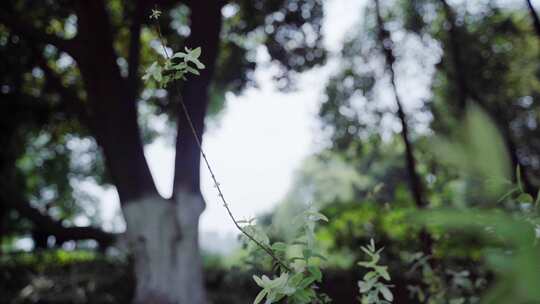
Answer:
[2,0,540,303]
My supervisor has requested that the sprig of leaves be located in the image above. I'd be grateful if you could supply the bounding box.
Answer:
[244,207,332,304]
[357,239,393,304]
[149,8,162,20]
[142,47,205,88]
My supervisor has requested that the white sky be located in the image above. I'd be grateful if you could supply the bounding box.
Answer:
[95,0,367,237]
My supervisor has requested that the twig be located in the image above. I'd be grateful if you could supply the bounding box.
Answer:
[151,12,292,273]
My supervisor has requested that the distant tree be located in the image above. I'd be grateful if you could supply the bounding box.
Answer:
[320,0,433,252]
[320,0,540,202]
[0,0,325,302]
[432,0,540,195]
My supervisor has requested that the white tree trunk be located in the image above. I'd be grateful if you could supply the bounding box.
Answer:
[123,192,207,304]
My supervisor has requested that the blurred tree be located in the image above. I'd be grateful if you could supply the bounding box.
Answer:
[0,0,325,302]
[320,0,540,203]
[311,1,540,298]
[270,1,540,302]
[320,0,436,256]
[525,0,540,37]
[432,0,538,196]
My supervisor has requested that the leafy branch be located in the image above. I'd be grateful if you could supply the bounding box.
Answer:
[144,7,292,273]
[357,239,393,304]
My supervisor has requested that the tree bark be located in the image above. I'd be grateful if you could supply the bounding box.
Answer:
[167,3,224,302]
[124,193,206,304]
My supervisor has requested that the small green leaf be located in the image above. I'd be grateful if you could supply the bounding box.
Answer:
[307,266,322,281]
[376,266,391,281]
[517,193,533,204]
[150,9,162,20]
[253,289,267,304]
[517,166,524,193]
[380,285,393,301]
[171,52,187,60]
[186,66,200,75]
[271,242,288,252]
[253,275,264,287]
[190,46,201,59]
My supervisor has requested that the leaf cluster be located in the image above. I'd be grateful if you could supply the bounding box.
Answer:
[142,46,205,88]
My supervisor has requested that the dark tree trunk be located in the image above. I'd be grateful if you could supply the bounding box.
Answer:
[173,1,223,195]
[526,0,540,38]
[374,0,427,210]
[71,1,224,302]
[374,0,432,256]
[2,0,226,299]
[391,74,427,209]
[75,0,158,203]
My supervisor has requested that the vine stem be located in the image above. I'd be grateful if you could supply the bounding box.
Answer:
[152,14,292,273]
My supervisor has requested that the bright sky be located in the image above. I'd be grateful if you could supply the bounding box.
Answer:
[195,0,366,236]
[95,0,367,239]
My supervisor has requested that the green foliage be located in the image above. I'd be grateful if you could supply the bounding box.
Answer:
[417,205,540,303]
[432,105,511,198]
[243,207,331,304]
[142,47,205,88]
[357,239,393,304]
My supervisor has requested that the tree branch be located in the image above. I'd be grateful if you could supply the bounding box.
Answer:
[74,0,159,202]
[5,197,116,248]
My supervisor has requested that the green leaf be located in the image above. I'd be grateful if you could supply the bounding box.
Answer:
[307,266,322,282]
[311,252,327,261]
[253,289,267,304]
[517,166,524,193]
[432,106,511,196]
[375,266,390,281]
[379,285,393,302]
[190,46,201,59]
[186,66,200,75]
[143,62,162,83]
[171,52,187,59]
[271,242,288,252]
[253,275,264,287]
[191,58,205,69]
[297,277,314,289]
[517,193,533,204]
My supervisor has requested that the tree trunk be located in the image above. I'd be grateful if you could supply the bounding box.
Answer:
[123,192,207,304]
[526,0,540,38]
[74,2,210,302]
[374,0,433,257]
